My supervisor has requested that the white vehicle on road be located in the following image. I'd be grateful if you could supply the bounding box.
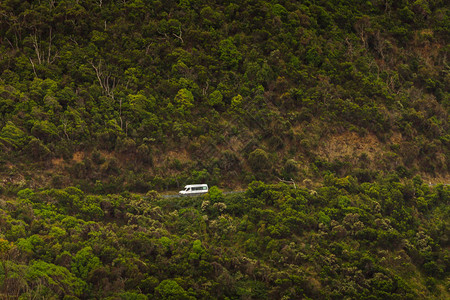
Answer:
[179,184,208,195]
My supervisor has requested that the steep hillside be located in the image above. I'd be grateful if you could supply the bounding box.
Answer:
[0,0,449,193]
[0,179,448,298]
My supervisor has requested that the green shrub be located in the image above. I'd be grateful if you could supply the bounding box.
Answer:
[248,149,271,172]
[24,138,50,160]
[0,121,29,150]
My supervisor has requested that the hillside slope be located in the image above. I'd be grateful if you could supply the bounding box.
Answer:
[0,179,449,298]
[0,0,449,192]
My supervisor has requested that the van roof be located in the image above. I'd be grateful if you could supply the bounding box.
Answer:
[184,184,208,187]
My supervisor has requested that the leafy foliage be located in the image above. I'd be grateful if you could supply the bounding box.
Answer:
[0,0,447,192]
[0,179,448,298]
[0,2,448,297]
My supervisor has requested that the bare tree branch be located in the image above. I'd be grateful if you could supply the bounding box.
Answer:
[29,57,38,78]
[173,25,183,43]
[277,177,297,189]
[31,29,42,64]
[47,26,52,64]
[202,80,209,96]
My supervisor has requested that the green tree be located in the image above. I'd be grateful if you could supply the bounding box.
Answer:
[174,88,194,111]
[207,90,223,107]
[0,121,29,150]
[71,246,101,280]
[219,38,242,69]
[26,260,85,298]
[31,120,59,143]
[208,186,224,204]
[155,279,190,300]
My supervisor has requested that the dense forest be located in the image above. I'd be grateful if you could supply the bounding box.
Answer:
[0,0,448,191]
[1,179,449,298]
[0,0,449,299]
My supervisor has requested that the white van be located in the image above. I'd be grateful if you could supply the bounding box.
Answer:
[179,184,208,195]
